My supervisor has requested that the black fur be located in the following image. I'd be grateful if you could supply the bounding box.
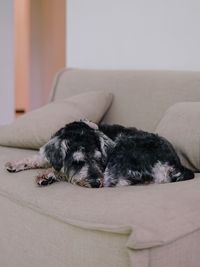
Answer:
[41,121,194,188]
[99,124,194,187]
[6,118,193,188]
[42,121,114,188]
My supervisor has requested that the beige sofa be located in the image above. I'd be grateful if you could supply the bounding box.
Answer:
[1,69,200,267]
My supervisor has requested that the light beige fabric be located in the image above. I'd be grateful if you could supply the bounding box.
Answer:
[1,70,200,267]
[50,69,200,131]
[155,102,200,172]
[1,146,200,251]
[0,91,112,149]
[129,228,200,267]
[149,229,200,267]
[0,195,130,267]
[1,146,200,267]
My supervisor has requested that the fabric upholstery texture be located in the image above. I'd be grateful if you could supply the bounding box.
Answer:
[1,146,200,248]
[1,69,200,267]
[0,194,129,267]
[0,91,112,149]
[50,69,200,131]
[155,102,200,172]
[149,229,200,267]
[1,146,200,267]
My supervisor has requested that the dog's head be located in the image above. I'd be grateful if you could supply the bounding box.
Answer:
[40,120,114,188]
[65,146,105,188]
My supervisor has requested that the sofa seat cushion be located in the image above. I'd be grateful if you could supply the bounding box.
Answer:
[1,146,200,250]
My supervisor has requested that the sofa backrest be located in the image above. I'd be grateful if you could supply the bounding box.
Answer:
[50,69,200,131]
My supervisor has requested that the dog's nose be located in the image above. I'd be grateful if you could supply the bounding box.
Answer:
[89,177,104,188]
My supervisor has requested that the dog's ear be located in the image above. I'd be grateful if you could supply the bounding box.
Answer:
[40,138,68,171]
[80,119,99,130]
[98,132,115,159]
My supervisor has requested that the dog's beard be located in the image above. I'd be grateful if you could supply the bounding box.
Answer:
[64,160,104,188]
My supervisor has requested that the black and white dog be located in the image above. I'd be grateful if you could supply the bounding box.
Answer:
[5,120,194,188]
[99,124,194,186]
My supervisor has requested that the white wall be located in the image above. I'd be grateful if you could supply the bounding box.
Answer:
[0,0,14,125]
[67,0,200,70]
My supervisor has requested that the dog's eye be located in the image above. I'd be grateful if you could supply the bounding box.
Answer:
[72,160,85,168]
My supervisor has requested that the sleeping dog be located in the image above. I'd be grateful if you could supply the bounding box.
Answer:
[99,124,194,186]
[5,120,114,188]
[5,120,194,187]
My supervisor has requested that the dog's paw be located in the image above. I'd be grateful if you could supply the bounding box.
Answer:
[5,162,17,173]
[5,161,28,173]
[36,174,49,186]
[36,171,57,186]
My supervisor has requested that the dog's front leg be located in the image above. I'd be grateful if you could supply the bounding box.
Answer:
[35,168,66,186]
[5,154,50,173]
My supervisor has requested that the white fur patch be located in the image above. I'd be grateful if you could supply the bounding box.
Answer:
[94,150,101,159]
[103,168,115,187]
[79,165,89,179]
[152,161,173,184]
[116,179,130,187]
[70,165,89,184]
[73,151,85,161]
